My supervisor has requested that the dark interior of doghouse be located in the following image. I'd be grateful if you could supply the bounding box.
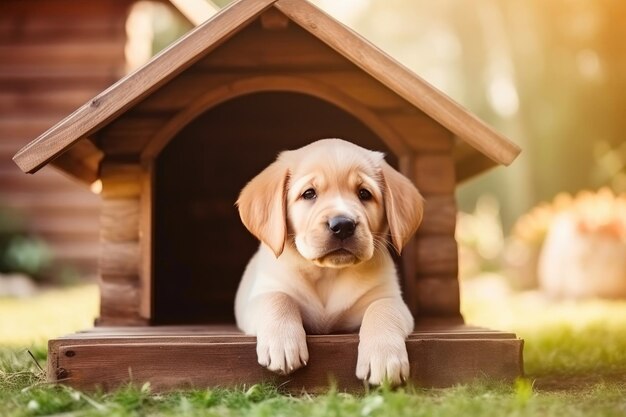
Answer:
[153,91,399,324]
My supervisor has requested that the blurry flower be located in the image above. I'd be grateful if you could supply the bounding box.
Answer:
[507,188,626,298]
[539,188,626,299]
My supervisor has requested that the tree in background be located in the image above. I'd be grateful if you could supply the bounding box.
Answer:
[313,0,626,230]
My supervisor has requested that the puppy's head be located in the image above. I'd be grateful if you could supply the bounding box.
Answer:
[237,139,423,268]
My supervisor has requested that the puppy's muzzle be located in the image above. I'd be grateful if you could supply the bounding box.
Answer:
[328,216,356,240]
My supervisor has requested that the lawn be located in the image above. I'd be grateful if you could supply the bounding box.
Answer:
[1,282,626,416]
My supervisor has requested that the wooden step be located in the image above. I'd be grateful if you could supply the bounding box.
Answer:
[48,324,523,392]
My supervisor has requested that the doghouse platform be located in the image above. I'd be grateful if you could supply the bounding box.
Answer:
[48,324,523,391]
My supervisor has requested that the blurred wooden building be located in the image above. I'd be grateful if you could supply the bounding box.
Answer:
[0,0,205,278]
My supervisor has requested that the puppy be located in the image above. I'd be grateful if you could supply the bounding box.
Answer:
[235,138,423,385]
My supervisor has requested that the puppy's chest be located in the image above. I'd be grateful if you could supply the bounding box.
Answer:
[296,274,371,333]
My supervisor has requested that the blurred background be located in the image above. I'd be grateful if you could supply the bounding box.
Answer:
[2,0,626,341]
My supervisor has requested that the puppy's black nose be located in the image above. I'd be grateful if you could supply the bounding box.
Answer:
[328,216,356,240]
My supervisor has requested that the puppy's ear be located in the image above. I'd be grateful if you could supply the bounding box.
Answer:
[237,156,289,257]
[381,160,424,253]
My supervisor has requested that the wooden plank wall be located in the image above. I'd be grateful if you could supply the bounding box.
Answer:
[98,160,146,325]
[377,113,460,319]
[0,0,133,277]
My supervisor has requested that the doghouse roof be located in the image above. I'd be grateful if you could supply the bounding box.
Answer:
[13,0,520,184]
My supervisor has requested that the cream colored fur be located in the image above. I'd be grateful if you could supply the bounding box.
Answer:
[235,139,423,385]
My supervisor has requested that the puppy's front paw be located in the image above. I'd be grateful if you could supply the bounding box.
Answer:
[356,336,409,386]
[256,322,309,375]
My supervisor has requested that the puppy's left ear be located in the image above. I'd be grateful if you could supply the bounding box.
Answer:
[236,156,289,257]
[381,160,424,253]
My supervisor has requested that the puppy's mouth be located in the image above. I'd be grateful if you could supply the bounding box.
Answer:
[314,248,359,267]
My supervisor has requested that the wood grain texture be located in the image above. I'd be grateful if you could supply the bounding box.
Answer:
[135,68,408,115]
[401,237,419,316]
[139,160,153,320]
[98,278,145,325]
[274,0,520,166]
[100,161,141,198]
[0,89,98,115]
[382,112,454,152]
[418,195,457,236]
[136,69,411,114]
[63,324,517,338]
[140,73,411,161]
[98,115,170,157]
[98,185,143,324]
[415,235,459,277]
[49,138,103,184]
[414,154,456,195]
[100,199,140,242]
[417,276,461,317]
[0,39,123,67]
[197,25,350,68]
[13,0,278,173]
[100,241,140,277]
[260,7,290,30]
[454,141,500,182]
[49,326,523,391]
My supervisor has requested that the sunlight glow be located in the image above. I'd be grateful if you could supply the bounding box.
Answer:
[576,49,603,81]
[90,179,102,194]
[487,75,519,117]
[169,0,218,26]
[314,0,369,24]
[125,1,155,72]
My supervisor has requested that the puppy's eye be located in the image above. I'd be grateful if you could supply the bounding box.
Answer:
[302,188,317,200]
[358,189,373,201]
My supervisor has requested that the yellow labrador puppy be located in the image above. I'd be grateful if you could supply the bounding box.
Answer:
[235,138,423,385]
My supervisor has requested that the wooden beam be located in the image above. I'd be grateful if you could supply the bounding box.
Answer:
[416,276,461,317]
[139,160,154,320]
[100,161,142,198]
[415,235,458,277]
[454,141,500,182]
[100,241,140,276]
[100,199,140,242]
[49,138,103,184]
[414,154,456,195]
[381,112,454,152]
[418,195,457,236]
[98,162,144,325]
[98,278,146,325]
[98,114,169,157]
[195,23,352,71]
[49,325,523,391]
[260,7,289,30]
[140,73,412,161]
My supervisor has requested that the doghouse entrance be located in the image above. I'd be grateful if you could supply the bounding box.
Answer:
[153,92,397,324]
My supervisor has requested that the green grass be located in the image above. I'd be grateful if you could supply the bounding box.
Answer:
[0,285,99,347]
[461,278,626,377]
[1,364,625,417]
[1,283,626,416]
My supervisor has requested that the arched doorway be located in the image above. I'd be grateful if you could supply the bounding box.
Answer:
[153,91,397,324]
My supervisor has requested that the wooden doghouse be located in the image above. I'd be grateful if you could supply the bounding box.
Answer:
[14,0,523,391]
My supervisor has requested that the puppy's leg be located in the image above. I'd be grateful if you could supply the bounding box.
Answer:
[356,298,413,386]
[250,291,309,375]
